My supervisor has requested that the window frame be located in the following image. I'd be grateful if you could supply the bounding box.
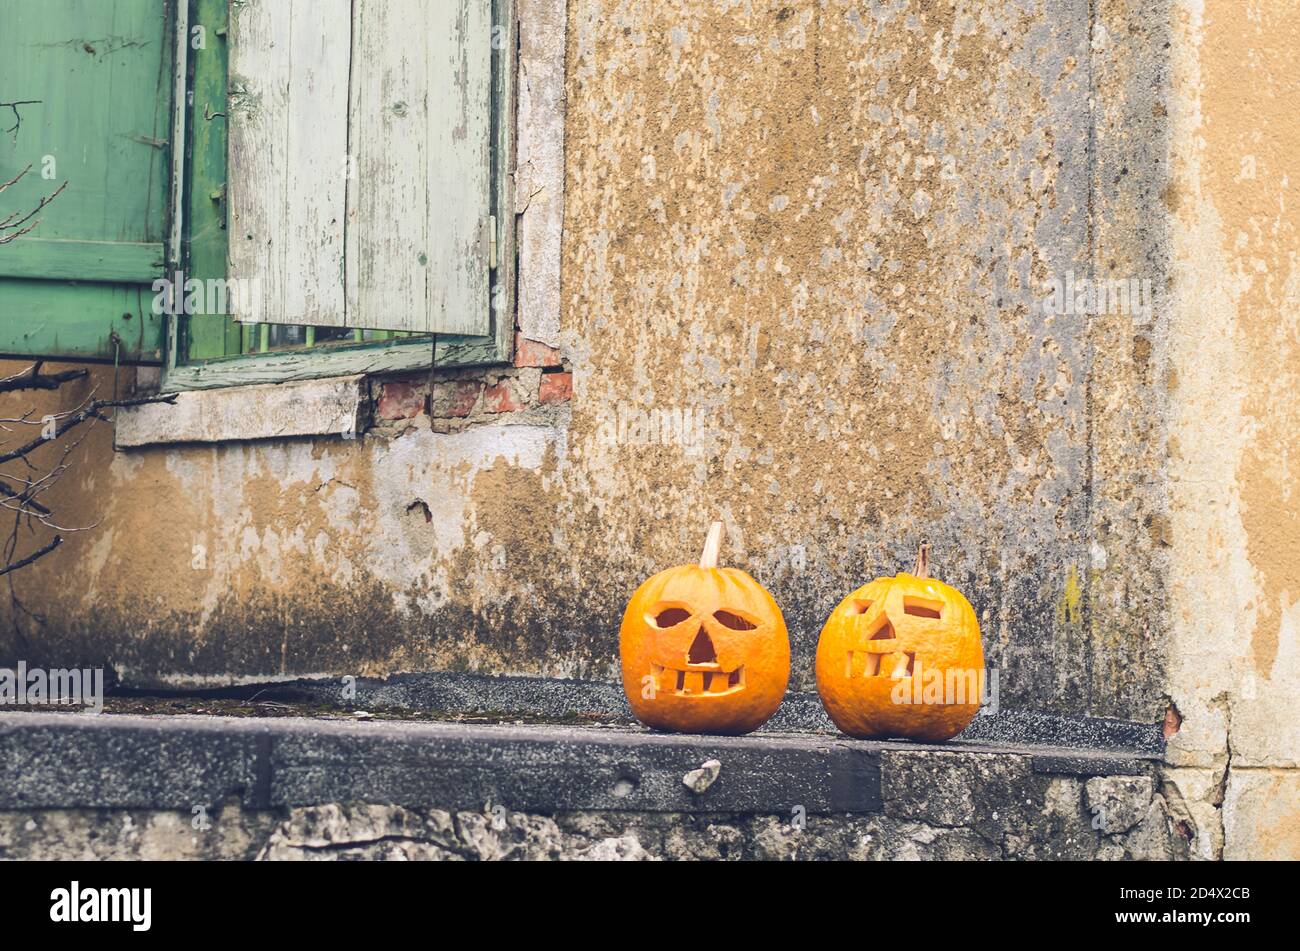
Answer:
[160,0,516,393]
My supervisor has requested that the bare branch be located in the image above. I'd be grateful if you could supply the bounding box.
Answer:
[0,100,40,138]
[0,362,89,394]
[0,480,51,516]
[0,164,31,196]
[0,144,163,579]
[0,366,174,576]
[0,535,61,577]
[0,180,68,243]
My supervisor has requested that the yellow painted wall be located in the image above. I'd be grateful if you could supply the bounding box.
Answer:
[1163,0,1300,860]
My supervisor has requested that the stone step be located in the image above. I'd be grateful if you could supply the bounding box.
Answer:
[0,710,1163,813]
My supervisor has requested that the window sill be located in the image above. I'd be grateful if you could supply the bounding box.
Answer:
[115,374,368,449]
[162,336,505,393]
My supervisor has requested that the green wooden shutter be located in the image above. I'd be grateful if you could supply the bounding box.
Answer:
[0,0,172,363]
[226,0,495,335]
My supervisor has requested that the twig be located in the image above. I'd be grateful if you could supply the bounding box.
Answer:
[0,164,31,196]
[0,348,176,581]
[0,392,175,466]
[0,535,61,577]
[0,480,51,516]
[0,100,40,137]
[0,180,68,244]
[0,362,88,394]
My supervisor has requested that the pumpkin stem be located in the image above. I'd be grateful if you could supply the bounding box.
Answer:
[914,540,930,579]
[699,521,724,569]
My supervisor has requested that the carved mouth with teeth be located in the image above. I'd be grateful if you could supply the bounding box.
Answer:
[844,648,915,679]
[651,662,746,696]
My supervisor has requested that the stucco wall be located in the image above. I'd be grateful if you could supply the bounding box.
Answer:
[1,0,1296,859]
[561,0,1163,722]
[4,0,1165,713]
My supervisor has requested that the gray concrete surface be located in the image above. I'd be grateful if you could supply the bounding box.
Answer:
[0,709,1173,860]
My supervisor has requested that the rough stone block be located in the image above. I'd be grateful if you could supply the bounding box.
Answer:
[1084,775,1155,835]
[431,380,481,418]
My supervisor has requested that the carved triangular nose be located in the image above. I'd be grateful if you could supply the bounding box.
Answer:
[687,628,717,664]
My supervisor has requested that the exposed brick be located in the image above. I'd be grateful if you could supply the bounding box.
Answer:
[431,380,480,418]
[513,333,563,368]
[483,382,525,414]
[377,381,425,420]
[538,372,573,405]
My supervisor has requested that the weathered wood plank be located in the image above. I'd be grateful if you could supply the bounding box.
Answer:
[184,0,241,361]
[227,0,289,324]
[343,0,494,334]
[162,336,500,392]
[282,0,351,325]
[426,0,493,336]
[0,239,164,283]
[227,0,350,326]
[0,0,171,247]
[0,283,165,365]
[492,0,519,360]
[344,0,431,331]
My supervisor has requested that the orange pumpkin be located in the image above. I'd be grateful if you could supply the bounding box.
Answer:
[815,544,984,741]
[621,522,790,735]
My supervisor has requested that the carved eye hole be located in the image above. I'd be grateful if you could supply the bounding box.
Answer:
[713,610,757,631]
[903,596,944,620]
[650,607,692,628]
[847,599,874,615]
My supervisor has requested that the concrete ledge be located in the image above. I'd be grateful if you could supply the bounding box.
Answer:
[0,711,1158,816]
[114,374,368,448]
[0,713,882,814]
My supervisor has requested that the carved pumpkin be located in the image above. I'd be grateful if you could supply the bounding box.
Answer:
[815,544,984,741]
[621,522,790,735]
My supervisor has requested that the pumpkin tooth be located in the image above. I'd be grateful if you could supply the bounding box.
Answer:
[888,652,915,679]
[650,664,666,694]
[848,650,882,677]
